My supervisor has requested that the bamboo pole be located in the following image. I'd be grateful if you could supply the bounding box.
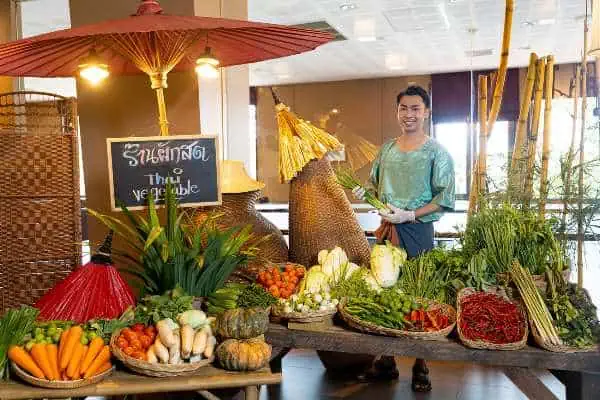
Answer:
[539,55,555,219]
[468,160,479,217]
[487,0,515,134]
[524,57,546,206]
[478,75,489,200]
[577,14,589,288]
[509,53,538,198]
[561,66,581,245]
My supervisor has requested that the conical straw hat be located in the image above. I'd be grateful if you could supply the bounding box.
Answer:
[221,160,265,194]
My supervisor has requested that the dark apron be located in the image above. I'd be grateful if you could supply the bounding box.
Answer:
[394,222,434,259]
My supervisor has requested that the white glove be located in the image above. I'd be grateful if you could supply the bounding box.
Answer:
[379,204,416,224]
[351,186,367,201]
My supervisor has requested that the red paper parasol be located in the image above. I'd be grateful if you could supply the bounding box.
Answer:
[0,0,332,135]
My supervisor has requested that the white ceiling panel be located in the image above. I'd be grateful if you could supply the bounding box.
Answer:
[248,0,589,86]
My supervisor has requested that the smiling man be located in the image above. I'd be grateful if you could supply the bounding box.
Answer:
[353,85,456,391]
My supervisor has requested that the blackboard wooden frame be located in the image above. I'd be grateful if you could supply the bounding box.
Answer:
[106,134,222,211]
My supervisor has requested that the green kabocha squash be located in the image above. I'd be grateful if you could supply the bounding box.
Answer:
[216,338,272,371]
[216,307,269,339]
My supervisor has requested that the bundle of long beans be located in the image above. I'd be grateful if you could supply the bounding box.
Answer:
[510,260,562,346]
[334,167,389,212]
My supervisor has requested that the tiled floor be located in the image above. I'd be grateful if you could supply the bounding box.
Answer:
[256,350,565,400]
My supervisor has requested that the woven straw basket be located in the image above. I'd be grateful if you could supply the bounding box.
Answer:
[194,191,289,282]
[288,158,371,268]
[11,362,113,389]
[457,288,528,351]
[338,298,456,341]
[110,330,213,377]
[529,319,598,353]
[271,307,336,323]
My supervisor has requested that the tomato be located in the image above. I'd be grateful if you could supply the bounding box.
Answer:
[264,273,273,282]
[295,269,305,277]
[129,339,142,350]
[285,264,294,273]
[124,346,135,356]
[139,335,153,349]
[144,326,156,336]
[122,327,134,336]
[269,286,280,298]
[290,276,299,285]
[132,323,145,332]
[117,337,129,349]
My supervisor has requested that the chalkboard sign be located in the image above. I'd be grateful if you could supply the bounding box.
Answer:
[107,135,221,211]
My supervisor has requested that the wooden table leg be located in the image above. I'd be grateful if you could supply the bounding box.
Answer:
[269,346,290,373]
[551,370,600,400]
[245,385,260,400]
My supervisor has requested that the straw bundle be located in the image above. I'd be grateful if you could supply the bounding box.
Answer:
[273,90,342,182]
[539,56,555,219]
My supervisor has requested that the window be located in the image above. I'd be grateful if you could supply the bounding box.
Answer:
[434,120,510,197]
[19,0,76,98]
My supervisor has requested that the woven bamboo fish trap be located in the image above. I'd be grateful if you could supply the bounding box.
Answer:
[288,157,371,267]
[193,190,289,281]
[0,91,81,312]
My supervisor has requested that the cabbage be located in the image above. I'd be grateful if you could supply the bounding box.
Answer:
[364,272,382,293]
[321,247,349,277]
[370,242,406,287]
[302,269,330,293]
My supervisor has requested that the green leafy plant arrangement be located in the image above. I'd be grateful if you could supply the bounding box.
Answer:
[88,184,264,297]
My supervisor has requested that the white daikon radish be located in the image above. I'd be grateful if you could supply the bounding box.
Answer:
[203,336,217,359]
[153,337,169,363]
[169,330,181,364]
[180,324,194,359]
[192,330,208,356]
[146,344,158,364]
[156,319,177,348]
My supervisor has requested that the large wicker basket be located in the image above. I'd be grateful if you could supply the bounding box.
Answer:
[288,158,371,268]
[110,329,213,377]
[457,288,528,351]
[11,362,113,389]
[338,298,456,341]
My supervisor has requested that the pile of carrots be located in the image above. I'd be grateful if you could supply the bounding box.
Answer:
[8,325,112,381]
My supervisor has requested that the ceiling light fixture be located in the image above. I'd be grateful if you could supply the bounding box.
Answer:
[78,49,109,86]
[357,36,377,42]
[340,3,357,11]
[195,46,220,79]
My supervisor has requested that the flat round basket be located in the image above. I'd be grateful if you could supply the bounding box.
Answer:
[457,287,528,351]
[271,307,336,323]
[529,319,598,353]
[11,362,114,389]
[110,329,213,377]
[338,298,456,341]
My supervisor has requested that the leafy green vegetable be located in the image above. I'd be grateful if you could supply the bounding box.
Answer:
[133,286,194,325]
[0,306,39,379]
[344,289,421,330]
[207,283,277,313]
[89,183,265,297]
[237,284,278,309]
[330,268,374,300]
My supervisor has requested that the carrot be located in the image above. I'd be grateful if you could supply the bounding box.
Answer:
[66,342,85,379]
[60,325,82,371]
[83,346,110,379]
[61,371,69,381]
[74,345,89,379]
[95,361,112,376]
[8,346,45,379]
[30,344,54,380]
[58,328,70,364]
[80,337,104,374]
[46,344,60,381]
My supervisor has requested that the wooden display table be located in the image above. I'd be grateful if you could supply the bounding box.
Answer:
[0,366,280,400]
[266,323,600,400]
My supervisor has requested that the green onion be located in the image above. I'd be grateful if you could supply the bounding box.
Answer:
[334,166,389,211]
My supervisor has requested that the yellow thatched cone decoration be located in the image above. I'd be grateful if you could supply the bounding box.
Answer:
[273,90,342,182]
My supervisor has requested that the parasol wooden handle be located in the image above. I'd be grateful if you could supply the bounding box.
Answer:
[270,87,283,105]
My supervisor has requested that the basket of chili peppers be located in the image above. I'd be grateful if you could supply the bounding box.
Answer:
[457,288,528,351]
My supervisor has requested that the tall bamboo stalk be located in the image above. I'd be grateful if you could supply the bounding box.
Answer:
[478,75,489,201]
[524,57,547,206]
[468,160,479,217]
[577,13,589,288]
[539,55,555,219]
[487,0,515,134]
[561,66,581,244]
[509,53,538,198]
